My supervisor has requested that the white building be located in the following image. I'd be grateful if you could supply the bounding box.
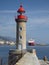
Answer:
[0,40,4,44]
[10,42,15,45]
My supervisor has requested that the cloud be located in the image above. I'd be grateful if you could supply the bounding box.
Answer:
[0,24,16,37]
[0,10,49,14]
[0,13,16,27]
[26,10,49,26]
[26,10,49,15]
[33,17,49,24]
[0,10,16,13]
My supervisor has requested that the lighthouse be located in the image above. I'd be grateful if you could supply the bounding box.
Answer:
[15,5,27,50]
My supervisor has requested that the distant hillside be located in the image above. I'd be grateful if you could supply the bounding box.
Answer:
[0,36,16,42]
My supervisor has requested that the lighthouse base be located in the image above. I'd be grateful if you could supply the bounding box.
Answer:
[8,49,27,65]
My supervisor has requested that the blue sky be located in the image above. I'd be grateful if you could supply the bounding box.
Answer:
[0,0,49,43]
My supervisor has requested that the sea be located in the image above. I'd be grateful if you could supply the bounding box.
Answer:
[0,45,49,65]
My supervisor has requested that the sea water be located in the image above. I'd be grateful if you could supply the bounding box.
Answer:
[0,45,16,65]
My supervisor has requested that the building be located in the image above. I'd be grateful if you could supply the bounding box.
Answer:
[0,40,4,45]
[15,5,27,50]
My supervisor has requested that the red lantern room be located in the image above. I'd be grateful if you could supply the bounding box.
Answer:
[15,5,27,22]
[17,5,25,13]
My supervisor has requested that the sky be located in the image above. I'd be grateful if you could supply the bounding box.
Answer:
[0,0,49,43]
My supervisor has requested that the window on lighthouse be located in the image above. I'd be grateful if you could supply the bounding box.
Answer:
[19,27,22,31]
[19,35,22,39]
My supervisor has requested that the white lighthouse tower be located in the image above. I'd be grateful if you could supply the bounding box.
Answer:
[15,5,27,50]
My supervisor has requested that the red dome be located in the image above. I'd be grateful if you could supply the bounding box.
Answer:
[18,15,26,19]
[17,5,25,13]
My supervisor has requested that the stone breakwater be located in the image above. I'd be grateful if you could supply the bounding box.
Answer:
[8,49,49,65]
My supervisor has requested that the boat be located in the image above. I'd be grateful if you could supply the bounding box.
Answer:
[28,39,35,46]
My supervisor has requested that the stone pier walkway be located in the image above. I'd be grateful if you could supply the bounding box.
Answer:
[15,52,40,65]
